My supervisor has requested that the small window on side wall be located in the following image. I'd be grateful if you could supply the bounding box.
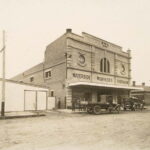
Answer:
[30,77,34,82]
[50,91,54,97]
[45,70,51,79]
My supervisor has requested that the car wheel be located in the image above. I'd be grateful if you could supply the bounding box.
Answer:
[93,105,101,115]
[87,107,93,114]
[116,105,120,113]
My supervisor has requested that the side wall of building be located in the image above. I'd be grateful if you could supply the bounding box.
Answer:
[44,62,66,108]
[11,34,68,108]
[44,34,67,68]
[44,34,67,108]
[12,63,45,86]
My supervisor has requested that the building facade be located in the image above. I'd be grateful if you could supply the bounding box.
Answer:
[12,29,139,108]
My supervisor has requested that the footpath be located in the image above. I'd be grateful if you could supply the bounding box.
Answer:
[0,111,45,120]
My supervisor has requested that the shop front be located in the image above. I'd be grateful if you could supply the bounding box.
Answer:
[66,69,137,107]
[69,82,135,107]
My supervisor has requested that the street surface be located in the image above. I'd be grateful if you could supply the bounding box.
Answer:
[0,109,150,150]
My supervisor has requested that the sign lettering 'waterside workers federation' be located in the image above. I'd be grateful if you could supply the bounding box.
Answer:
[72,73,128,84]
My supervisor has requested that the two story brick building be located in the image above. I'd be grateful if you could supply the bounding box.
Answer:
[12,29,141,108]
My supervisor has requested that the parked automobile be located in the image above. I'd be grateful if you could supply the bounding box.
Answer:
[86,96,120,114]
[86,102,120,115]
[123,98,135,111]
[123,97,144,111]
[134,98,145,110]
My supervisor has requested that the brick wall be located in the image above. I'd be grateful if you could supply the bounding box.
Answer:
[66,36,131,86]
[44,34,67,68]
[11,33,68,108]
[44,62,66,108]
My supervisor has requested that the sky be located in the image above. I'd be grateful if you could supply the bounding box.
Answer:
[0,0,150,85]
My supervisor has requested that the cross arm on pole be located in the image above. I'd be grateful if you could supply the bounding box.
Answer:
[0,46,5,52]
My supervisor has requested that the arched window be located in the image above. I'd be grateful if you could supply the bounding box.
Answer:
[100,59,103,72]
[100,58,110,73]
[107,60,110,73]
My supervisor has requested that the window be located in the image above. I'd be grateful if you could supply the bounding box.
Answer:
[30,77,34,82]
[45,70,51,79]
[100,58,110,73]
[51,91,54,97]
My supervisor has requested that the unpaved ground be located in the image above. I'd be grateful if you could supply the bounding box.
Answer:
[0,109,150,150]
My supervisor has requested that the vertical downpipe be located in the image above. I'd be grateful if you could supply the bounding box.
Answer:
[91,46,93,101]
[35,91,38,111]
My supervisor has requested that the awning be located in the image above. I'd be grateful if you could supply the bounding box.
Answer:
[69,82,143,90]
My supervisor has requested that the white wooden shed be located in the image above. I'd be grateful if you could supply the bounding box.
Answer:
[0,79,55,112]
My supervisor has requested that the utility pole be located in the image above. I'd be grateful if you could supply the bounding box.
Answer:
[1,30,6,116]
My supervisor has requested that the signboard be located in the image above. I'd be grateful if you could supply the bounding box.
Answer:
[116,77,129,86]
[68,69,129,86]
[72,73,90,80]
[93,73,114,84]
[97,76,113,83]
[68,69,91,83]
[117,79,128,85]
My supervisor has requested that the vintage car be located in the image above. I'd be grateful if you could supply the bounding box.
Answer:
[84,95,120,115]
[72,95,121,114]
[123,97,144,111]
[123,99,135,111]
[86,102,120,115]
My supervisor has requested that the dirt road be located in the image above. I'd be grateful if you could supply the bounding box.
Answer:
[0,110,150,150]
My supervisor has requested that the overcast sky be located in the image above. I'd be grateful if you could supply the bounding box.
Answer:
[0,0,150,85]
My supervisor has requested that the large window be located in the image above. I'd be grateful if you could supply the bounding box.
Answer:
[100,58,110,73]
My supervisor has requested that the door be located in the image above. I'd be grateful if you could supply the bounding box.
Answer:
[24,90,36,110]
[47,97,56,110]
[37,91,47,110]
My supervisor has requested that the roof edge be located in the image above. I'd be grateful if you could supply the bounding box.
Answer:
[69,82,143,90]
[0,78,49,89]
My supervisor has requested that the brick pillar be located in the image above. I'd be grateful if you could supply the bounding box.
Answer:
[91,46,95,72]
[127,49,131,85]
[91,90,97,102]
[113,94,117,104]
[114,54,118,84]
[66,87,72,108]
[113,89,117,103]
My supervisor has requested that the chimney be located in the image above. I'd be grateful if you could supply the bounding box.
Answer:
[66,28,72,33]
[133,81,136,86]
[127,49,131,58]
[142,82,145,86]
